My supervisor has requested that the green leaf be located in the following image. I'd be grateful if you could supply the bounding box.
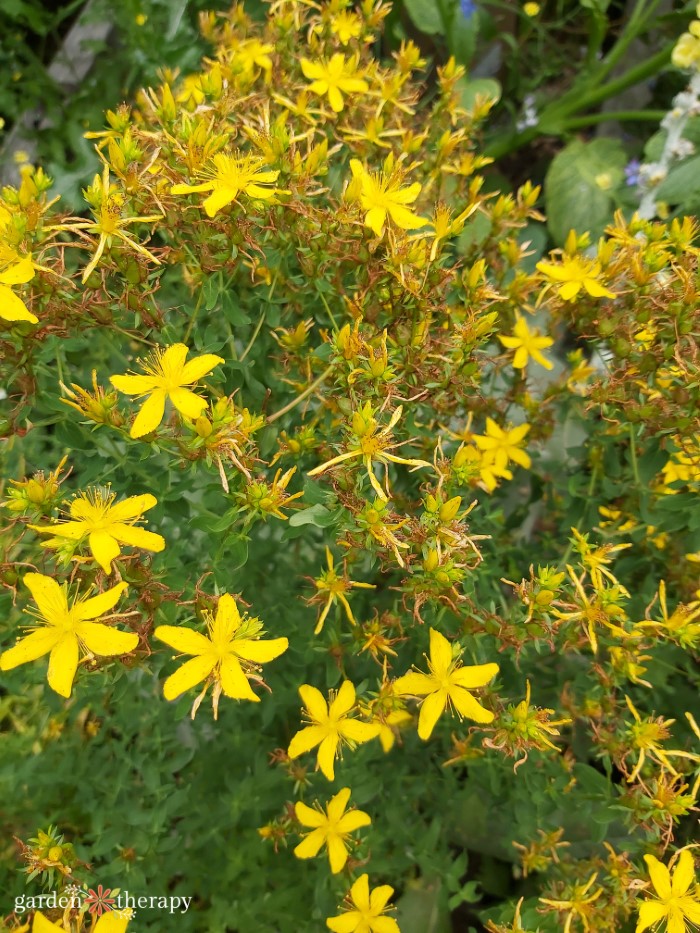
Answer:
[544,138,627,245]
[457,76,501,111]
[447,14,479,68]
[395,880,452,933]
[656,155,700,204]
[403,0,443,34]
[288,503,336,527]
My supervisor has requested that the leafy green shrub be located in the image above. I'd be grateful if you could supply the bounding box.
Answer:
[0,2,699,932]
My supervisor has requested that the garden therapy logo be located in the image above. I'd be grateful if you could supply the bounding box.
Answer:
[14,883,193,918]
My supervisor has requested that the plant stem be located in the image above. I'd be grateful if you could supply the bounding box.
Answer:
[629,425,640,486]
[593,0,664,86]
[561,109,666,130]
[240,311,266,361]
[485,43,673,161]
[267,364,334,424]
[183,286,205,345]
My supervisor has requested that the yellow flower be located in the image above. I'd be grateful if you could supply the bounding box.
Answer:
[154,593,288,718]
[394,628,498,739]
[327,874,400,933]
[110,343,224,438]
[553,565,630,654]
[473,418,531,473]
[330,11,363,45]
[540,873,603,933]
[350,158,427,237]
[0,255,37,323]
[636,850,700,933]
[308,402,432,501]
[672,21,700,70]
[294,786,371,873]
[74,164,161,283]
[623,695,700,784]
[29,489,164,573]
[171,153,280,217]
[231,38,275,75]
[300,54,368,112]
[537,256,617,301]
[288,680,381,780]
[0,573,136,698]
[34,911,132,932]
[498,313,554,370]
[636,579,700,652]
[310,547,376,634]
[523,1,540,14]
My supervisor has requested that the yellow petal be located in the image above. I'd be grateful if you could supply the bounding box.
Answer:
[180,353,225,383]
[300,683,329,723]
[74,582,127,621]
[370,884,395,913]
[75,622,138,656]
[349,874,371,912]
[131,389,167,437]
[671,850,695,895]
[327,833,349,873]
[110,524,165,553]
[295,800,326,827]
[294,828,326,859]
[327,85,344,112]
[583,279,616,299]
[171,181,214,195]
[327,786,352,821]
[300,58,323,80]
[203,186,237,217]
[393,671,433,696]
[110,374,159,395]
[0,256,34,285]
[536,261,570,281]
[386,203,426,231]
[339,719,381,744]
[317,732,340,780]
[47,634,80,697]
[449,685,494,723]
[107,493,157,522]
[365,206,386,236]
[89,530,121,572]
[0,284,38,323]
[232,636,288,663]
[154,625,212,655]
[498,334,521,349]
[23,573,67,623]
[162,655,217,700]
[93,912,130,933]
[168,387,208,421]
[288,725,326,759]
[635,901,667,933]
[30,520,86,540]
[336,809,371,833]
[428,628,453,677]
[512,346,528,369]
[329,679,356,718]
[644,855,672,898]
[219,655,259,701]
[160,343,189,376]
[558,281,581,301]
[32,914,64,933]
[370,918,400,933]
[451,662,499,689]
[417,690,447,739]
[0,628,61,669]
[326,913,359,933]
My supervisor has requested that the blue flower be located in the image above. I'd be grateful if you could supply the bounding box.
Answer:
[624,159,642,187]
[460,0,477,20]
